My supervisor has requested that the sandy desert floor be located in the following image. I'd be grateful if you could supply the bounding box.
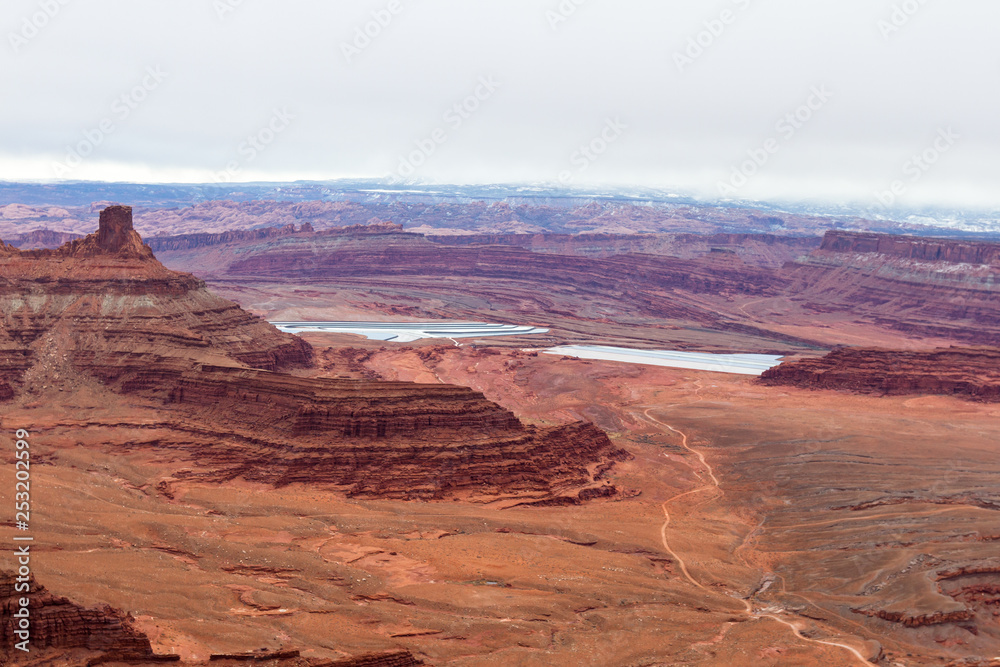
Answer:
[3,333,998,665]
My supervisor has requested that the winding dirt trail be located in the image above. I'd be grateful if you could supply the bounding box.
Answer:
[639,388,874,665]
[646,408,721,593]
[759,613,874,665]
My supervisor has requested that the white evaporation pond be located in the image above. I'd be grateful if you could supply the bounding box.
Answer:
[543,345,784,376]
[271,321,549,342]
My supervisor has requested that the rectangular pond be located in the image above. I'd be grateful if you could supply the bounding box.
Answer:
[271,321,550,342]
[543,345,784,376]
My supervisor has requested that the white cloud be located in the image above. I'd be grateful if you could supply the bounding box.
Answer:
[1,0,998,209]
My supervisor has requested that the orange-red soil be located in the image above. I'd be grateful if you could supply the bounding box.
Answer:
[4,337,998,665]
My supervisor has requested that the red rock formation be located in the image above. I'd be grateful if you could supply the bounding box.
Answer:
[316,651,424,667]
[819,230,1000,265]
[0,205,312,400]
[424,232,820,268]
[50,205,155,259]
[209,649,301,661]
[205,649,423,666]
[221,233,786,298]
[0,571,169,661]
[146,222,332,253]
[90,360,628,499]
[852,561,1000,638]
[783,231,1000,345]
[759,347,1000,401]
[850,607,975,627]
[146,222,822,350]
[0,206,627,501]
[937,562,1000,630]
[147,226,818,270]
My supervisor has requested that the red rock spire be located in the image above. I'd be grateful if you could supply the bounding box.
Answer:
[95,205,135,252]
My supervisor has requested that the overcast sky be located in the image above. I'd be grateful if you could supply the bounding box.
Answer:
[2,0,998,209]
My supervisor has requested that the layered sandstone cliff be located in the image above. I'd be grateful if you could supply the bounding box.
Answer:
[783,231,1000,345]
[759,346,1000,401]
[0,206,312,391]
[0,571,169,662]
[91,360,626,499]
[147,226,817,270]
[220,233,786,297]
[819,230,1000,264]
[425,231,820,268]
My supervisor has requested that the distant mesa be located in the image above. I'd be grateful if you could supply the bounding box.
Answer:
[819,229,1000,265]
[3,228,82,250]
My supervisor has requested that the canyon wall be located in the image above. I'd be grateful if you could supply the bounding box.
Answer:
[819,230,1000,264]
[783,231,1000,345]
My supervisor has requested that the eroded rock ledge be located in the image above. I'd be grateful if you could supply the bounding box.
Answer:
[0,571,173,663]
[759,346,1000,401]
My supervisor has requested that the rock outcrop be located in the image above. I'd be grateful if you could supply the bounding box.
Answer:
[87,359,629,499]
[851,607,975,627]
[851,560,999,641]
[0,571,170,662]
[317,651,424,666]
[759,346,1000,401]
[207,649,424,666]
[51,204,155,259]
[0,205,312,400]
